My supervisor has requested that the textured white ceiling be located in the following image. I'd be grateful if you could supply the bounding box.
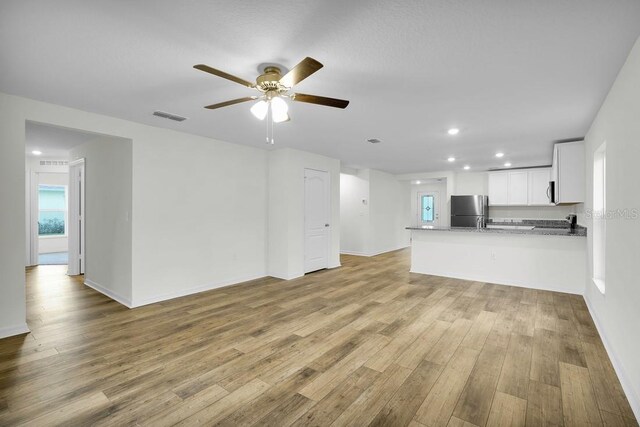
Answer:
[2,1,639,173]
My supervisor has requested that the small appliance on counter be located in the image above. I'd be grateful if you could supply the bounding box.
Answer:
[566,214,577,230]
[451,195,489,228]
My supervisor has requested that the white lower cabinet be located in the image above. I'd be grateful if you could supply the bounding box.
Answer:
[488,168,552,206]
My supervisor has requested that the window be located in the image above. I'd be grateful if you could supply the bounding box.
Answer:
[421,194,434,222]
[38,185,67,237]
[592,142,606,294]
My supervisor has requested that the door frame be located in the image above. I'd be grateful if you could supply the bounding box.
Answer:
[28,172,39,266]
[68,158,85,276]
[417,190,441,226]
[303,167,331,274]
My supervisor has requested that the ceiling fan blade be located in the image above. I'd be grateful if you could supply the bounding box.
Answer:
[279,57,323,88]
[204,96,257,110]
[194,64,255,88]
[292,93,350,109]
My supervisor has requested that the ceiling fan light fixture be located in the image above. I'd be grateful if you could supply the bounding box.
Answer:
[273,112,290,123]
[270,97,289,123]
[250,100,269,120]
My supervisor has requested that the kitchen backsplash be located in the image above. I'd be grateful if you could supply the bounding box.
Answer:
[489,204,580,221]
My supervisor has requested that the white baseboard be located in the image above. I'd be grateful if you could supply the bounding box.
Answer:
[368,246,410,257]
[131,273,267,308]
[341,246,410,258]
[84,279,133,308]
[267,271,302,280]
[340,250,370,256]
[0,323,30,340]
[584,296,640,421]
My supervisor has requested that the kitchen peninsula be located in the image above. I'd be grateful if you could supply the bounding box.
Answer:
[407,222,587,294]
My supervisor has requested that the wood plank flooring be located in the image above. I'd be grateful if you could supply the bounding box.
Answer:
[0,249,636,426]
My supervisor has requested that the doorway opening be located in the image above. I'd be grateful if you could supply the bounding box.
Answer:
[411,178,447,228]
[37,182,69,265]
[25,122,93,274]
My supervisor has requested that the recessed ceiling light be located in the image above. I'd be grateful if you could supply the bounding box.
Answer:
[416,180,421,184]
[504,162,512,167]
[447,157,456,162]
[447,128,460,135]
[463,165,470,170]
[32,150,42,155]
[495,152,504,158]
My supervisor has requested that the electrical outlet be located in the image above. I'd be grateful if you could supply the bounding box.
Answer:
[491,252,496,261]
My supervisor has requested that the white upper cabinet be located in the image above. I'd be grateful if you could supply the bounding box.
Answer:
[528,168,553,206]
[507,171,528,205]
[488,172,509,205]
[552,141,585,204]
[488,168,553,206]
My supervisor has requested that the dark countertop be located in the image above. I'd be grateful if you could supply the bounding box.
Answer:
[406,224,587,237]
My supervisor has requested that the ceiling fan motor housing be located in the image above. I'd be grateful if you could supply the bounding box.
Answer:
[256,67,289,93]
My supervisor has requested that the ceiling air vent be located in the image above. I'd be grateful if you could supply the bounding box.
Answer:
[40,160,68,166]
[153,111,187,122]
[367,138,382,144]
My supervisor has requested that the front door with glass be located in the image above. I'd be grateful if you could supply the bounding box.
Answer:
[418,191,440,226]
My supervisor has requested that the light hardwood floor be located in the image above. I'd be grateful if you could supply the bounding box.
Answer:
[0,249,636,426]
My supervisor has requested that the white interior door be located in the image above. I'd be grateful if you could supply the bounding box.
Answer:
[304,168,330,273]
[68,159,85,275]
[417,191,440,226]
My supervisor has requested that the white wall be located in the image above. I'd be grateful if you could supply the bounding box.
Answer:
[38,172,67,185]
[38,237,67,254]
[582,36,640,418]
[132,132,267,306]
[268,148,340,279]
[489,205,578,220]
[70,136,133,305]
[339,171,370,255]
[37,172,69,254]
[0,94,28,338]
[455,171,487,195]
[368,169,410,255]
[340,169,410,256]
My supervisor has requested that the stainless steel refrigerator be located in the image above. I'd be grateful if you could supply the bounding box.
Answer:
[451,195,489,228]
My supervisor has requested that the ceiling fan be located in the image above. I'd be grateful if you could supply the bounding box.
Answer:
[194,57,349,123]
